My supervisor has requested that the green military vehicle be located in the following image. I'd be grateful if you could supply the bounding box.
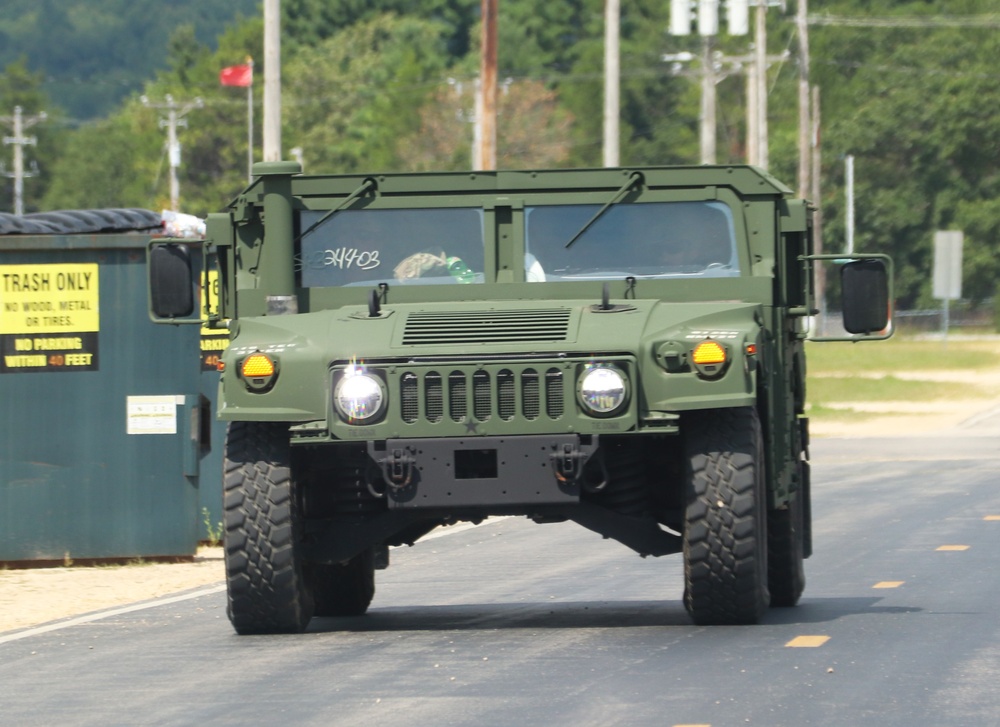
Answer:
[149,161,890,633]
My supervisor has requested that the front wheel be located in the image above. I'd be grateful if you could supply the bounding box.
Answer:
[682,407,770,625]
[223,421,314,634]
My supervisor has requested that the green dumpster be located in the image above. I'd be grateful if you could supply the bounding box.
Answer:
[0,209,206,564]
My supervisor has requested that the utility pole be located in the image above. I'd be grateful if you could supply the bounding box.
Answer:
[811,85,826,334]
[845,153,855,254]
[478,0,498,171]
[142,94,203,212]
[472,78,483,169]
[796,0,811,198]
[746,58,758,165]
[247,59,255,181]
[603,0,620,167]
[1,106,47,215]
[263,0,282,162]
[754,0,769,169]
[700,36,717,164]
[669,0,748,165]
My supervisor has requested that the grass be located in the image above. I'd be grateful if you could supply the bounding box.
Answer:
[806,402,879,422]
[202,507,223,547]
[805,335,1000,423]
[808,375,978,403]
[805,336,1000,375]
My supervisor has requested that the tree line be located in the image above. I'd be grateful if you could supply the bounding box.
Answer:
[1,0,998,308]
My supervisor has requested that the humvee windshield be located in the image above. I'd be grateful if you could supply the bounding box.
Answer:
[299,207,486,287]
[297,200,738,288]
[525,201,739,281]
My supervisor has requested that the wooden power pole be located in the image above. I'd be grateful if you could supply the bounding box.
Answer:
[478,0,498,171]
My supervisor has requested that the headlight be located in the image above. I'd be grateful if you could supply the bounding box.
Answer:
[334,371,385,422]
[578,366,628,416]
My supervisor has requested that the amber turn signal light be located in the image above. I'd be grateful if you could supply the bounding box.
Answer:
[241,353,275,378]
[692,340,727,366]
[240,352,278,391]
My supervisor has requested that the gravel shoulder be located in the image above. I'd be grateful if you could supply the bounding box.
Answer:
[1,548,225,634]
[4,369,1000,635]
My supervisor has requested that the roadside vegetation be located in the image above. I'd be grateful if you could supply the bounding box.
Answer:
[805,334,1000,423]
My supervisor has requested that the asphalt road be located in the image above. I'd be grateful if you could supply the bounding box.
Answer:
[1,434,998,727]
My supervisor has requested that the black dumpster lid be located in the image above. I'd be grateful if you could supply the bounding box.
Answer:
[0,209,163,236]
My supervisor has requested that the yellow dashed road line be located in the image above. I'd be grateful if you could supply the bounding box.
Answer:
[936,545,970,551]
[873,581,904,589]
[786,635,831,648]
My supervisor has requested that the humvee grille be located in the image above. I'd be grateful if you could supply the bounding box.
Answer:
[401,309,572,345]
[398,367,565,424]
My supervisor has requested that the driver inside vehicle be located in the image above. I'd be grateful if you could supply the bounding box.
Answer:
[658,237,695,270]
[394,249,449,280]
[394,249,477,283]
[658,232,732,273]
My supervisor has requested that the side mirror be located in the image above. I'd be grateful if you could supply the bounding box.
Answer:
[841,259,889,334]
[150,243,195,318]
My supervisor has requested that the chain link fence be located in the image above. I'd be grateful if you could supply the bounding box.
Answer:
[814,302,997,338]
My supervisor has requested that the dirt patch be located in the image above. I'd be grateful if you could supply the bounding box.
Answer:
[0,548,224,634]
[809,368,1000,438]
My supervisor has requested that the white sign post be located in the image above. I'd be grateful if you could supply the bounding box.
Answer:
[933,230,963,341]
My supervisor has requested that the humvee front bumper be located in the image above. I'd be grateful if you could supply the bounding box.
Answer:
[367,434,599,509]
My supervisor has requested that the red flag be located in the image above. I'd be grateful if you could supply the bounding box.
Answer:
[220,64,253,87]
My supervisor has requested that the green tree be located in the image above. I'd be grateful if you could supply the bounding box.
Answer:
[282,0,477,59]
[42,17,265,216]
[41,108,160,210]
[283,14,450,174]
[398,78,574,171]
[0,0,260,120]
[814,16,1000,307]
[515,0,694,167]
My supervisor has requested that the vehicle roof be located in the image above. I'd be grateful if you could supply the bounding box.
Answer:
[243,164,794,205]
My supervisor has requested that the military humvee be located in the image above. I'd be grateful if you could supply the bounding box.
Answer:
[149,161,891,633]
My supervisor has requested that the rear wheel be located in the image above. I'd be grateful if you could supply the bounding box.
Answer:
[224,421,314,634]
[308,547,376,617]
[682,407,770,625]
[768,461,807,607]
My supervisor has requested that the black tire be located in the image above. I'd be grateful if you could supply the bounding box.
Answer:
[682,407,770,625]
[308,547,376,617]
[768,460,807,607]
[224,421,314,634]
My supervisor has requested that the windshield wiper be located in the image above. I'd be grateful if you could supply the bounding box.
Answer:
[564,171,644,249]
[294,176,379,245]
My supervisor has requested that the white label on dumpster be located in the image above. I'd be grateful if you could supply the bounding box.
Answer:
[127,395,178,435]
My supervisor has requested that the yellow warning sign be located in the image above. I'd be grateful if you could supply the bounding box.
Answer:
[0,263,100,334]
[200,268,229,371]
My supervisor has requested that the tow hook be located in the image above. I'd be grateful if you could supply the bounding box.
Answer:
[552,442,587,485]
[380,447,415,489]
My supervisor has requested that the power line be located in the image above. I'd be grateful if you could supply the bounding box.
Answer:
[808,14,1000,28]
[814,58,1000,80]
